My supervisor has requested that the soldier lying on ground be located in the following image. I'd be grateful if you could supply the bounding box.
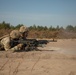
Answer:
[0,26,28,51]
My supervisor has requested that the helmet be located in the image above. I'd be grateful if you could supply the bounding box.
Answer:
[10,30,20,39]
[19,26,28,33]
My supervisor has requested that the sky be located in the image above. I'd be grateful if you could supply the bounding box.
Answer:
[0,0,76,27]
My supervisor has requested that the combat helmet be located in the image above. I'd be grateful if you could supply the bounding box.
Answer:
[19,26,28,33]
[10,30,20,39]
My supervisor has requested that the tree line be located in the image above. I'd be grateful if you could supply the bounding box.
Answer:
[0,21,76,38]
[0,21,76,32]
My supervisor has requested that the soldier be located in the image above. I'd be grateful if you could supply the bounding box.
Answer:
[0,25,28,51]
[0,30,23,51]
[19,26,29,39]
[19,26,29,50]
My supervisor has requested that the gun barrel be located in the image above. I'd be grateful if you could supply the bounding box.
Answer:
[37,39,57,44]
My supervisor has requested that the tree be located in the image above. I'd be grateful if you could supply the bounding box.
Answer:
[49,26,52,31]
[66,25,74,32]
[28,26,33,30]
[0,21,10,29]
[43,26,48,30]
[15,24,23,29]
[74,26,76,32]
[56,25,60,30]
[33,24,37,30]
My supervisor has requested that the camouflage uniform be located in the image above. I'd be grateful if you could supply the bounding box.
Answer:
[19,26,29,40]
[0,30,21,51]
[19,26,28,33]
[0,26,28,51]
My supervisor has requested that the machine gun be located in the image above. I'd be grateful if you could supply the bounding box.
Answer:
[13,38,57,51]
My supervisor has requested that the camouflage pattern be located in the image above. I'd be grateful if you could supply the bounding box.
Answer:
[0,26,28,51]
[0,34,9,40]
[19,26,28,33]
[0,37,19,51]
[10,30,20,39]
[0,30,21,51]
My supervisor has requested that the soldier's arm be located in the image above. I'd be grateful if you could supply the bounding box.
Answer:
[4,42,19,51]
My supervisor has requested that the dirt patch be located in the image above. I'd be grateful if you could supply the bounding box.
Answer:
[0,39,76,75]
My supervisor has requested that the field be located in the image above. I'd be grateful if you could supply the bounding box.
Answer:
[0,39,76,75]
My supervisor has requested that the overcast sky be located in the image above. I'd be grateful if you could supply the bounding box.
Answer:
[0,0,76,27]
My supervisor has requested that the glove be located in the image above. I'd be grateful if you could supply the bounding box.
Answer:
[17,44,23,49]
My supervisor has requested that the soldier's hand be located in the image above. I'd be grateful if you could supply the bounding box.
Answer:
[17,44,23,49]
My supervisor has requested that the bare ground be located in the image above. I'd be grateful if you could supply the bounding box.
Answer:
[0,39,76,75]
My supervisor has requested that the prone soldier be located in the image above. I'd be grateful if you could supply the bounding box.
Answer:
[0,25,28,52]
